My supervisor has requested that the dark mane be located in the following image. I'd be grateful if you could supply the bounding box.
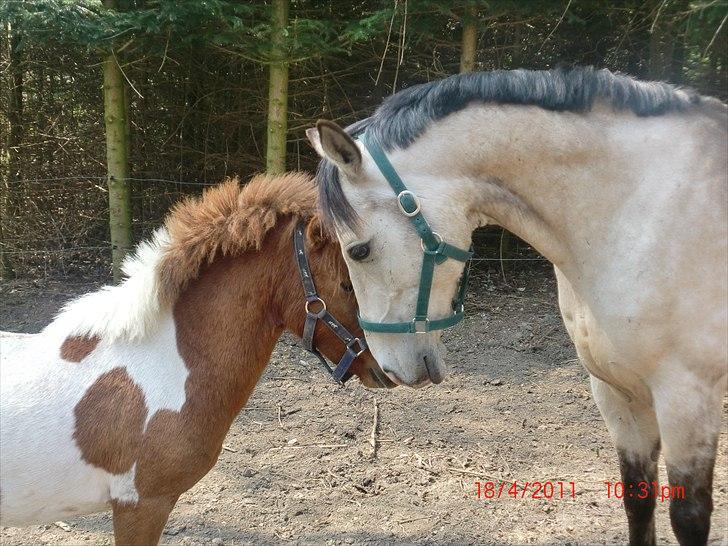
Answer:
[317,66,710,230]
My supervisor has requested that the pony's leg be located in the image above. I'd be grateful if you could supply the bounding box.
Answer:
[651,372,724,546]
[112,496,177,546]
[591,376,661,546]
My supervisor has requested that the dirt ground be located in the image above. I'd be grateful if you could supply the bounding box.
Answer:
[1,267,726,546]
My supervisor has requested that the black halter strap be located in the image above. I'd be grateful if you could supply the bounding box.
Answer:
[293,221,367,385]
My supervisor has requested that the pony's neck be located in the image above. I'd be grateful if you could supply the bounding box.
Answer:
[395,102,702,283]
[171,222,298,442]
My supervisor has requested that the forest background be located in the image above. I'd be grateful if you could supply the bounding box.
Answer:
[1,0,726,280]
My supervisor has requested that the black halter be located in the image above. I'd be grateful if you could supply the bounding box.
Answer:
[293,221,367,385]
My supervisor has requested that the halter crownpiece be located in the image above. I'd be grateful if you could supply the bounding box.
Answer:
[356,131,473,334]
[293,221,367,384]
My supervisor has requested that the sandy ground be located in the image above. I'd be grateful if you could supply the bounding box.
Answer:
[1,267,726,545]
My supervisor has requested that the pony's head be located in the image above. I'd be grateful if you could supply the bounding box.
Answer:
[308,121,474,388]
[157,174,393,389]
[284,215,395,389]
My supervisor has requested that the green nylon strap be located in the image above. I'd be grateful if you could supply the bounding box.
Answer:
[358,253,472,333]
[356,130,474,334]
[358,309,466,333]
[455,253,471,311]
[415,251,437,319]
[432,241,473,262]
[359,132,441,250]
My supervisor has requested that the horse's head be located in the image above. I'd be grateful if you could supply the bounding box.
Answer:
[308,121,474,388]
[285,215,396,389]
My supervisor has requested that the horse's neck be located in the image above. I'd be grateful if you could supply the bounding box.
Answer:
[171,236,291,441]
[400,103,716,286]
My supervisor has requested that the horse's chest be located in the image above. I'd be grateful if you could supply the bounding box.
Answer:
[554,270,657,399]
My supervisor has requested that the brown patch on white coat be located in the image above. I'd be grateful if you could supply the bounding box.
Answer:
[74,367,147,474]
[60,336,99,362]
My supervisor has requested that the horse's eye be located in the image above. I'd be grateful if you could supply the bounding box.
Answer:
[347,243,370,261]
[340,281,354,293]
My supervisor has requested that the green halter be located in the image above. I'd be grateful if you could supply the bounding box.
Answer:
[357,131,473,334]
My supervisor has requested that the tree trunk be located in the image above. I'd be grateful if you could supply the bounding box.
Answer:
[649,0,668,80]
[266,0,289,174]
[459,5,478,73]
[102,0,131,282]
[648,25,667,80]
[510,23,523,68]
[669,0,689,84]
[2,22,24,279]
[649,0,686,82]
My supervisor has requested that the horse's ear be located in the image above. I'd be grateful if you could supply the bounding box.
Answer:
[314,120,361,177]
[306,127,325,157]
[305,215,328,249]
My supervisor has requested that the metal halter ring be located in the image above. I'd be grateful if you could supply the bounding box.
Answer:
[397,190,421,217]
[421,232,443,252]
[347,337,367,356]
[412,318,430,334]
[305,297,327,316]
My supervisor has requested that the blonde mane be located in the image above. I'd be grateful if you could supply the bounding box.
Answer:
[157,172,318,305]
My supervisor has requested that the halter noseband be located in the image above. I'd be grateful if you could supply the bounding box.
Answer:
[294,221,367,384]
[356,131,473,334]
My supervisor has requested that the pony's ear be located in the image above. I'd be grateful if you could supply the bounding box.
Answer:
[305,215,328,249]
[314,120,361,177]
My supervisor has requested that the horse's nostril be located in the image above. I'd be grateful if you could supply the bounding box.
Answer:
[423,354,443,384]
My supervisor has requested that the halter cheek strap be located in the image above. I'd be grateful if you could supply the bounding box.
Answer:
[293,222,367,384]
[357,131,473,334]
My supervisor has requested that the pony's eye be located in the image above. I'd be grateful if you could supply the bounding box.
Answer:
[347,243,370,261]
[340,281,354,293]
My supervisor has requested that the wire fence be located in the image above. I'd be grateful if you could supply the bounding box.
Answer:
[1,176,548,281]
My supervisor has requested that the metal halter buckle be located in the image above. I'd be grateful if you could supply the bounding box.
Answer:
[412,318,430,333]
[347,337,367,356]
[305,297,327,316]
[397,190,421,217]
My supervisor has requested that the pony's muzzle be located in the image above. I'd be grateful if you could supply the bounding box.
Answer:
[368,367,397,389]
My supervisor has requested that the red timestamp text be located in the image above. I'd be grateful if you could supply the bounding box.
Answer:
[604,481,685,502]
[475,481,576,500]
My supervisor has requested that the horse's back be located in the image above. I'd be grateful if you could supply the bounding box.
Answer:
[1,330,36,356]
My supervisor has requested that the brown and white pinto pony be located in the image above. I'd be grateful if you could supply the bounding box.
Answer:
[0,173,389,545]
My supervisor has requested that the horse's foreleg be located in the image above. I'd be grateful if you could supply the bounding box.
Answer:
[652,373,724,546]
[112,496,178,546]
[591,376,660,546]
